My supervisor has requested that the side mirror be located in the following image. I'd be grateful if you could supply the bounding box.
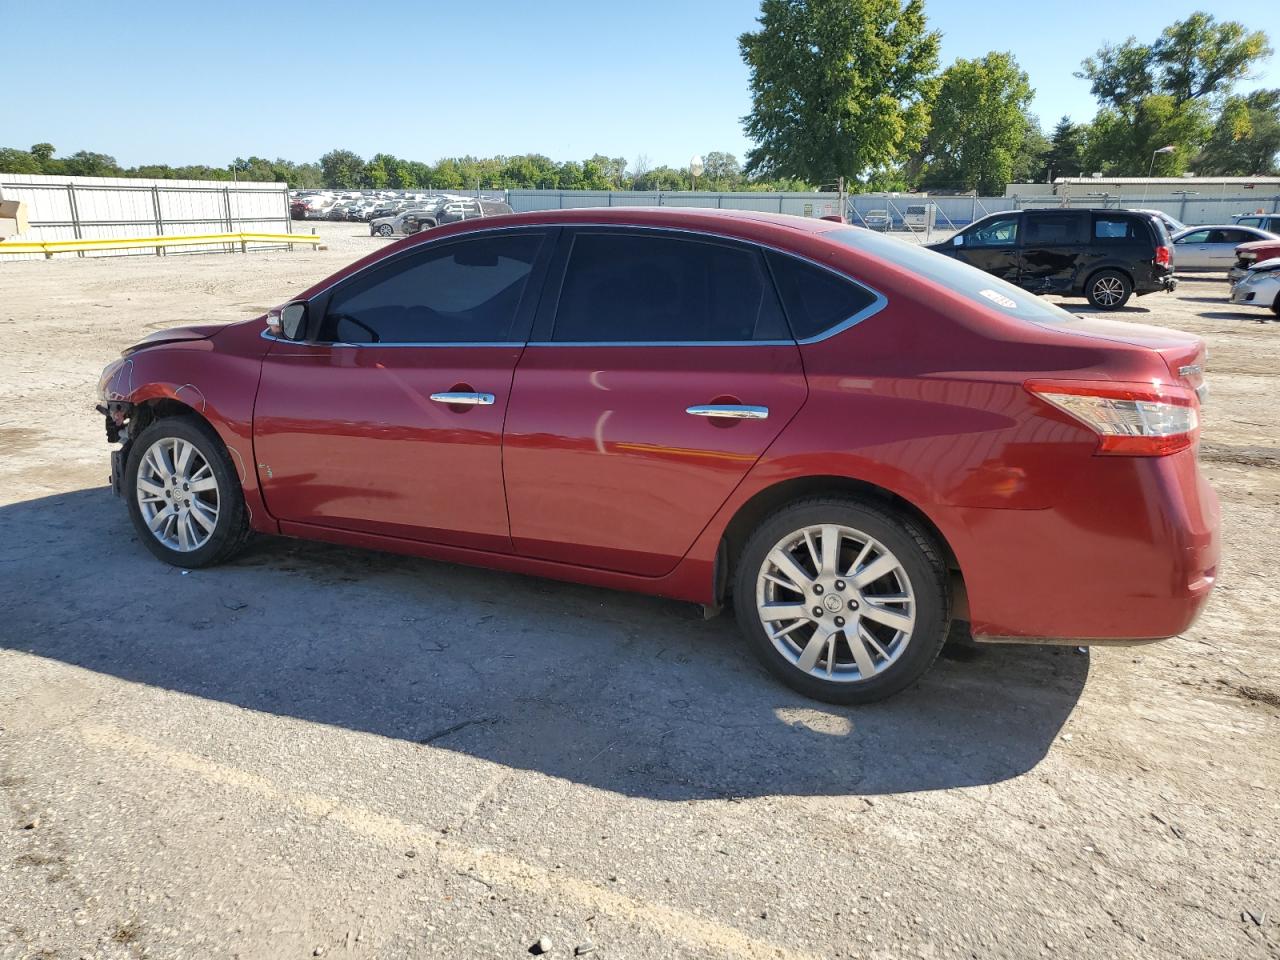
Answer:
[267,301,308,340]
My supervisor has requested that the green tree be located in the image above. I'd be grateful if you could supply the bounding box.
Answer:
[319,148,366,189]
[1083,95,1211,175]
[1197,89,1280,174]
[0,147,41,174]
[1011,114,1051,183]
[62,150,120,177]
[365,153,398,189]
[918,52,1033,193]
[1044,116,1087,180]
[739,0,940,185]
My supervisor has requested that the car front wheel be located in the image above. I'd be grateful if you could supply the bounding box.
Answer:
[125,415,250,568]
[377,224,394,237]
[733,498,951,704]
[1086,270,1132,309]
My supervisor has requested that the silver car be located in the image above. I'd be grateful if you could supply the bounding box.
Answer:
[1171,225,1278,270]
[1229,257,1280,318]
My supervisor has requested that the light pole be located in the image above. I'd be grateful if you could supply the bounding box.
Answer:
[689,155,704,192]
[1143,145,1176,203]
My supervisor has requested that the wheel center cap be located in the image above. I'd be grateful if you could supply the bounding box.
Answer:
[823,594,843,613]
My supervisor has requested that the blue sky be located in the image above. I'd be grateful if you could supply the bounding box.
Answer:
[3,1,1275,169]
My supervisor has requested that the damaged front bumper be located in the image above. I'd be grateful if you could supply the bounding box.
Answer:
[96,400,134,497]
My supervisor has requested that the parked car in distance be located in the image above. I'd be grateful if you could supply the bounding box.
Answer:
[1233,213,1280,234]
[903,204,933,229]
[1230,238,1280,282]
[368,204,441,237]
[1171,225,1279,271]
[927,208,1175,309]
[1229,257,1280,317]
[864,209,891,231]
[94,208,1219,704]
[1133,208,1187,235]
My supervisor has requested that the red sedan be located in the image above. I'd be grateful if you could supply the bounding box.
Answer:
[96,208,1219,703]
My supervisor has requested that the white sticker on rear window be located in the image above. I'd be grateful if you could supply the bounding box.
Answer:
[979,288,1018,309]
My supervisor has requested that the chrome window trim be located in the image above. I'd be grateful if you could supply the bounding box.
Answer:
[261,329,523,348]
[266,220,889,349]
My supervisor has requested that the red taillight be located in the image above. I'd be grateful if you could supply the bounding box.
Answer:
[1155,245,1171,267]
[1025,379,1199,456]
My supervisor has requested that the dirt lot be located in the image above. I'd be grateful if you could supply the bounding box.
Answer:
[1,220,1277,960]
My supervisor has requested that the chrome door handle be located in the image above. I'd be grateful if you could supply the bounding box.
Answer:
[430,391,495,406]
[685,404,769,420]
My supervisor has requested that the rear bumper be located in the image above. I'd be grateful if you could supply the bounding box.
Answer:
[1136,274,1177,295]
[949,448,1219,643]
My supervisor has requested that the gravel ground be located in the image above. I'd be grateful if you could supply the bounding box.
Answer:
[1,220,1277,960]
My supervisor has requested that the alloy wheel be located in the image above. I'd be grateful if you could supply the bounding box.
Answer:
[135,436,220,552]
[1092,276,1125,306]
[755,524,916,682]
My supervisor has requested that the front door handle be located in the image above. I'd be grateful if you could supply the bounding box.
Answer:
[430,391,494,406]
[686,404,769,420]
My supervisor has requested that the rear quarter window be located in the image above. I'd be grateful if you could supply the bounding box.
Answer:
[1093,216,1142,241]
[766,251,879,340]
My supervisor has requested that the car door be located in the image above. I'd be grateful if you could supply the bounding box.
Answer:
[1173,229,1213,269]
[253,228,553,552]
[1019,211,1088,293]
[1209,229,1259,269]
[947,213,1022,285]
[501,228,809,577]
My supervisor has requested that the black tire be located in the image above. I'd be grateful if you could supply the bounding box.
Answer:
[377,224,394,237]
[124,415,250,568]
[1272,293,1280,318]
[1085,269,1132,309]
[732,498,951,704]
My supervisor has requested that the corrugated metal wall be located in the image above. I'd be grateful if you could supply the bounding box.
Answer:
[0,173,291,260]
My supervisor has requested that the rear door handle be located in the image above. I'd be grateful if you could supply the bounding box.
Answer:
[430,392,494,406]
[686,404,769,420]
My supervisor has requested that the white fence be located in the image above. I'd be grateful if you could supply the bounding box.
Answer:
[0,173,292,260]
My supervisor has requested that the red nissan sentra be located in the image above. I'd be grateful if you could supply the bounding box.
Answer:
[96,208,1219,703]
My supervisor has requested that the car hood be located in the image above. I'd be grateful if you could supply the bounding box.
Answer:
[122,322,224,356]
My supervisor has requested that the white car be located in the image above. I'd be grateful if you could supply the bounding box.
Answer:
[1171,225,1279,270]
[1133,209,1186,235]
[1229,257,1280,317]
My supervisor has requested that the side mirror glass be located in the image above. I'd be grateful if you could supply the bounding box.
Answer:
[280,302,308,340]
[952,235,964,247]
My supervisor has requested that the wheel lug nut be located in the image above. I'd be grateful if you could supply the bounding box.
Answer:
[848,599,859,610]
[813,584,823,595]
[835,616,845,627]
[835,580,846,590]
[812,607,824,617]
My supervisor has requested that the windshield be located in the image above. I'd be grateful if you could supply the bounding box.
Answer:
[826,227,1077,324]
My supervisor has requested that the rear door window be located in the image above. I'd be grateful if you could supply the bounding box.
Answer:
[1023,213,1087,245]
[549,231,790,343]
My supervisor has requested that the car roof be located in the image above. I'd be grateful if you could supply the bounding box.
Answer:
[1173,224,1278,237]
[397,206,846,238]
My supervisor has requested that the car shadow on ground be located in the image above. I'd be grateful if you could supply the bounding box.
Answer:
[0,488,1087,800]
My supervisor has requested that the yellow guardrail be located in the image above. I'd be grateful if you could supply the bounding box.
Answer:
[0,232,324,258]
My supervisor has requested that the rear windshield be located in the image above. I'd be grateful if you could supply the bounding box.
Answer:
[825,227,1076,324]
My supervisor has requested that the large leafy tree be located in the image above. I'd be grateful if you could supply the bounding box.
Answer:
[1076,13,1271,175]
[318,149,366,189]
[917,52,1034,193]
[1197,89,1280,174]
[739,0,940,185]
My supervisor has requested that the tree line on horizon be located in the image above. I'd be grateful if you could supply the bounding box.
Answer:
[2,8,1276,196]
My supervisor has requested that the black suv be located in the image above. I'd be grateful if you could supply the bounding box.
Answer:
[927,208,1175,309]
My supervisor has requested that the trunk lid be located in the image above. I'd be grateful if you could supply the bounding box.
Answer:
[1053,315,1206,399]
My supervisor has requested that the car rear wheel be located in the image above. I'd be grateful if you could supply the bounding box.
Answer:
[1272,293,1280,318]
[733,498,951,704]
[1086,270,1132,309]
[125,415,250,568]
[377,224,394,237]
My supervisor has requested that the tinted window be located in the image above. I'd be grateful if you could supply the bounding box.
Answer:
[1210,229,1252,244]
[1236,217,1262,228]
[1094,216,1142,241]
[767,252,878,340]
[550,232,789,342]
[320,233,542,344]
[965,214,1020,247]
[1024,213,1086,245]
